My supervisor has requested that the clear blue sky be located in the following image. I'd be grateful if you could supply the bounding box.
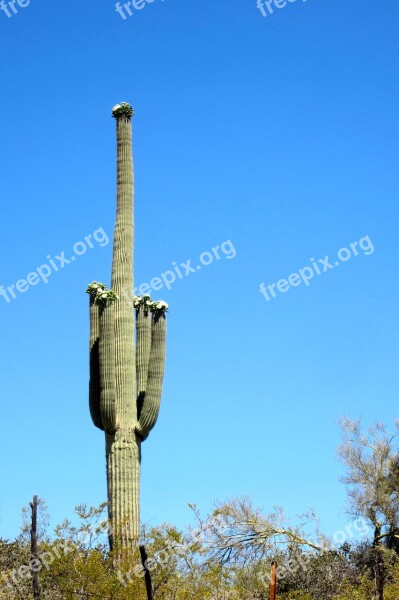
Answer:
[0,0,398,543]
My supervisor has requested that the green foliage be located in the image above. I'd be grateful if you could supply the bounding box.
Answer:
[2,497,399,599]
[338,418,399,598]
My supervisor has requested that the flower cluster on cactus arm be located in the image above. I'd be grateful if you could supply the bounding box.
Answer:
[86,282,119,305]
[111,102,134,119]
[133,294,168,317]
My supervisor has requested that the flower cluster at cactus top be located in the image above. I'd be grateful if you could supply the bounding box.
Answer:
[133,295,168,316]
[111,102,134,119]
[86,282,119,304]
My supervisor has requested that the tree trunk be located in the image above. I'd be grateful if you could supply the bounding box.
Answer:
[139,545,154,600]
[269,561,277,600]
[30,495,41,600]
[373,527,384,600]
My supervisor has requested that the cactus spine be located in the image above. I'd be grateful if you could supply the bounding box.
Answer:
[87,103,167,550]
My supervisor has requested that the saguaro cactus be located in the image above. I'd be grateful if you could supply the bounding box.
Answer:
[86,102,167,550]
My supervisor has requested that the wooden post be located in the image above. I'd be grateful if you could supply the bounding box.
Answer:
[139,545,153,600]
[30,495,41,600]
[270,560,277,600]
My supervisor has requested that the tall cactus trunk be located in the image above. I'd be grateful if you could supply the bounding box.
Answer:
[87,102,168,552]
[107,109,138,549]
[111,112,136,427]
[106,431,141,547]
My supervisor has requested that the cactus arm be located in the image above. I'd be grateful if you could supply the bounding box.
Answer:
[136,314,166,440]
[89,297,104,430]
[98,304,117,433]
[136,303,152,395]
